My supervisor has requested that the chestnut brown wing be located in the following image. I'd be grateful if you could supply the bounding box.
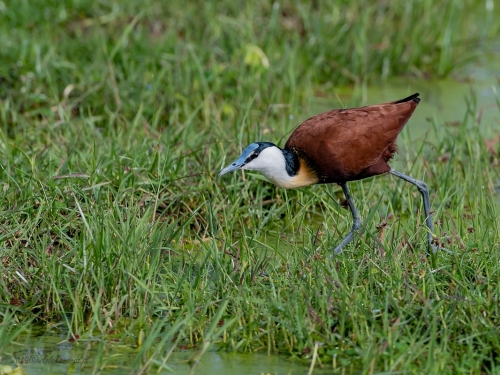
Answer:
[284,99,419,183]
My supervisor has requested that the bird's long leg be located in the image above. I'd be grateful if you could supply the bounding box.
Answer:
[333,182,362,255]
[389,168,436,253]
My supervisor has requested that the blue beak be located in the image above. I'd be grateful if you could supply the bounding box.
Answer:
[218,143,260,177]
[218,159,245,176]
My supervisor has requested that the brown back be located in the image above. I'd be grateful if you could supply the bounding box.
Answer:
[284,95,420,184]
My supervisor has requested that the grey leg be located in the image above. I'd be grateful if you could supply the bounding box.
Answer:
[389,168,436,253]
[334,182,362,255]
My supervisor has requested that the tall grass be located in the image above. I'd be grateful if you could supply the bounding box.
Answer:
[1,0,500,373]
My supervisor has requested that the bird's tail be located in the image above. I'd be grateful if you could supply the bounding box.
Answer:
[393,92,420,105]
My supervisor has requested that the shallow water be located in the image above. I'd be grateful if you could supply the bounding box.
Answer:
[312,50,500,140]
[2,329,338,375]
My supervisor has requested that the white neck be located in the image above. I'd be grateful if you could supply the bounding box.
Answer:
[242,145,318,189]
[242,146,295,188]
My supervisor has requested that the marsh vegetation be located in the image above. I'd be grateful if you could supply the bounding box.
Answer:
[1,1,499,374]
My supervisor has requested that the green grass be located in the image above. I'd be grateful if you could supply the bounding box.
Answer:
[1,0,500,374]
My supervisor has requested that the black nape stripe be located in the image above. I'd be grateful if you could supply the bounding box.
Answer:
[281,149,299,176]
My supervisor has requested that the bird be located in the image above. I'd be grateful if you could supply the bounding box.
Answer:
[219,93,438,254]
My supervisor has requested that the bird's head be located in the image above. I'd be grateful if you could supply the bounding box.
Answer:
[218,142,318,189]
[218,142,278,176]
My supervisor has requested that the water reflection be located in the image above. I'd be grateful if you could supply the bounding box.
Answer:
[3,329,338,375]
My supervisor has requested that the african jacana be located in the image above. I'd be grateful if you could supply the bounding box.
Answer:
[219,93,438,254]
